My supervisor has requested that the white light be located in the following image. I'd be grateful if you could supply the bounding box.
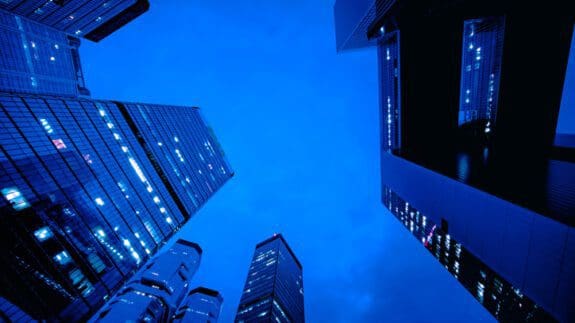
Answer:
[95,197,105,206]
[129,158,147,182]
[153,196,160,203]
[160,207,166,213]
[54,44,59,49]
[123,239,131,247]
[146,186,153,193]
[97,229,106,237]
[166,217,173,224]
[174,136,179,142]
[113,133,120,140]
[157,142,163,147]
[107,122,114,129]
[49,56,55,61]
[99,109,106,116]
[121,146,128,153]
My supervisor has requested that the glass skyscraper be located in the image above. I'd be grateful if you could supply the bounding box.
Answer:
[95,239,202,322]
[173,287,223,322]
[335,1,575,322]
[1,1,232,321]
[0,8,89,96]
[235,234,304,323]
[0,0,149,42]
[0,93,233,321]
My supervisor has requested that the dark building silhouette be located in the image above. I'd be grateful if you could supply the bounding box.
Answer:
[335,0,575,322]
[173,287,223,323]
[0,93,233,321]
[235,234,304,323]
[95,239,202,322]
[0,0,149,42]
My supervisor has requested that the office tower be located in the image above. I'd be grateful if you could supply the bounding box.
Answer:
[335,1,575,322]
[0,93,233,321]
[0,0,149,42]
[0,9,89,96]
[173,287,223,323]
[95,239,202,322]
[235,234,304,323]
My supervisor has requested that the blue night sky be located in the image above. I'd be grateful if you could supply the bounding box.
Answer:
[75,1,573,322]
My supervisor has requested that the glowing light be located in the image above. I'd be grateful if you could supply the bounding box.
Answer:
[95,197,105,206]
[34,227,53,241]
[52,139,67,149]
[129,158,147,182]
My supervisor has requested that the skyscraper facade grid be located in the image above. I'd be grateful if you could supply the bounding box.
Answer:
[235,234,304,323]
[0,9,89,96]
[0,93,232,321]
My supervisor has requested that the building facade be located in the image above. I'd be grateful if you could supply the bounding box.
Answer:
[235,234,304,323]
[0,93,233,321]
[0,0,149,42]
[173,287,223,322]
[0,9,89,96]
[335,0,575,322]
[95,239,202,322]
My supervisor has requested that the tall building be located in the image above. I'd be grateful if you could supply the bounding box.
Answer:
[335,1,575,322]
[235,234,304,323]
[95,239,202,322]
[173,287,223,323]
[0,93,233,321]
[0,0,149,42]
[0,9,89,96]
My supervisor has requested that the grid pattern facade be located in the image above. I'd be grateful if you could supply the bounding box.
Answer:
[236,235,304,323]
[0,9,88,96]
[378,31,400,152]
[173,287,223,322]
[0,93,231,321]
[121,103,233,218]
[458,17,505,134]
[0,0,147,41]
[383,187,555,322]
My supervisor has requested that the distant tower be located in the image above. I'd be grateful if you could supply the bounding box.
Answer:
[173,287,223,323]
[235,234,304,323]
[95,239,202,321]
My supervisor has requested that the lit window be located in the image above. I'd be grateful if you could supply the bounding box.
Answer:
[34,227,53,241]
[153,196,160,203]
[107,122,114,129]
[54,251,72,265]
[52,139,67,149]
[160,207,166,213]
[95,197,105,206]
[166,217,173,224]
[49,56,55,61]
[54,44,59,49]
[2,187,30,210]
[99,109,106,117]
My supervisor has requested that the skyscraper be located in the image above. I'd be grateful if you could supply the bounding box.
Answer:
[0,9,89,96]
[95,239,202,322]
[0,93,233,321]
[335,1,575,322]
[173,287,223,323]
[235,234,304,323]
[0,0,149,42]
[1,1,233,321]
